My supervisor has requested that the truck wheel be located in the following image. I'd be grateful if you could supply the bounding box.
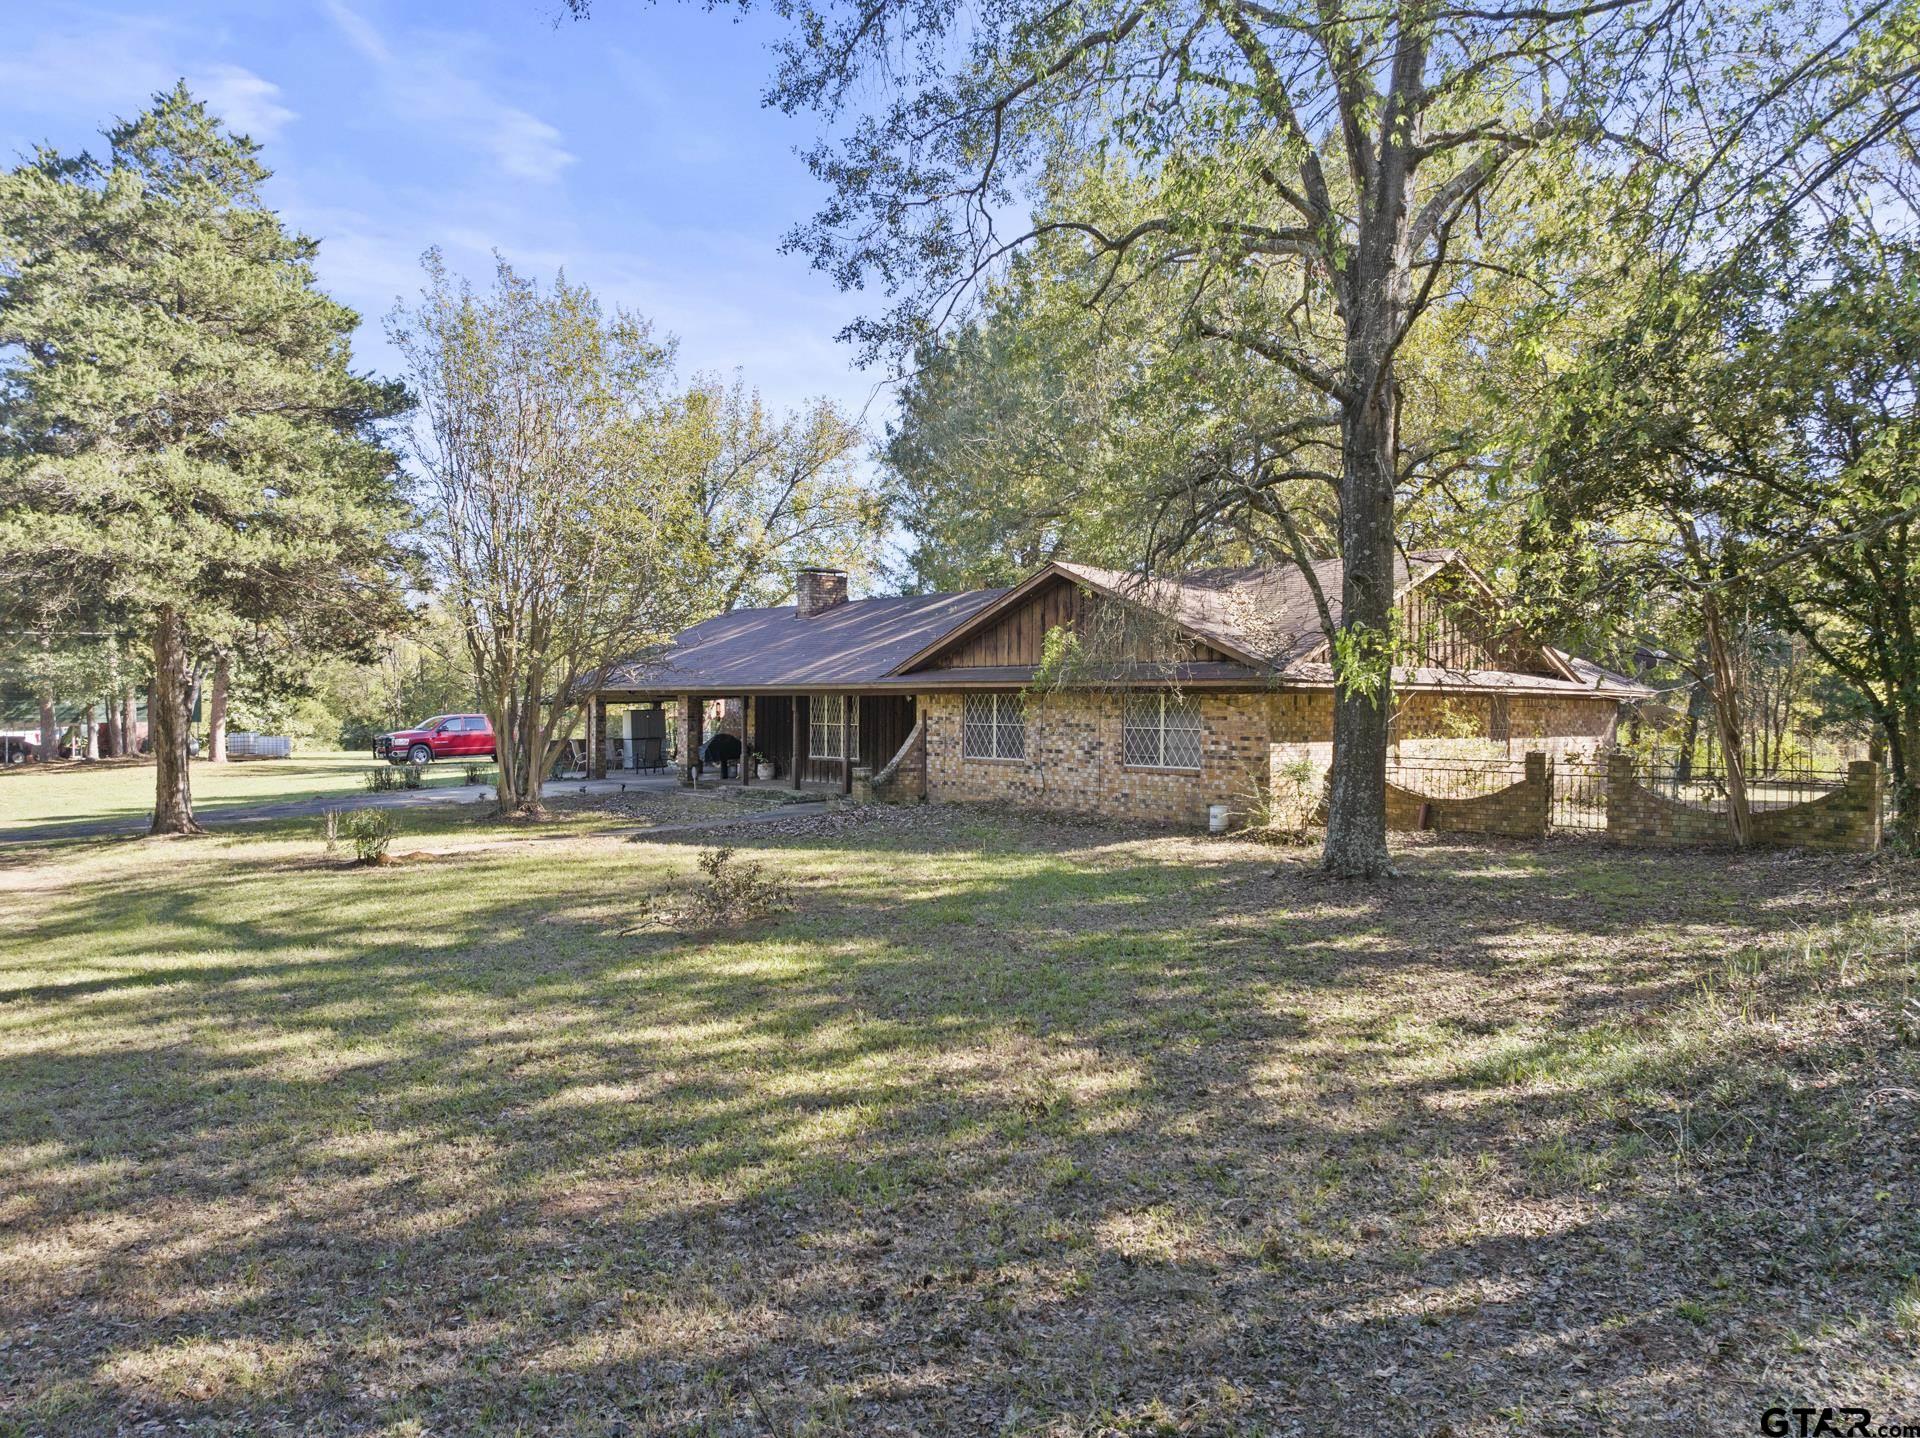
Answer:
[408,743,433,766]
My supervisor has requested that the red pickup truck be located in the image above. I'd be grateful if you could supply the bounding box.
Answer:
[374,714,496,766]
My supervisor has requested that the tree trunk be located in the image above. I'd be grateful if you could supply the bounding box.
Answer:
[1675,674,1709,783]
[1884,713,1919,851]
[150,608,202,835]
[124,687,141,756]
[208,655,230,763]
[1700,594,1752,847]
[492,683,549,820]
[37,693,57,763]
[1321,278,1404,876]
[84,704,99,760]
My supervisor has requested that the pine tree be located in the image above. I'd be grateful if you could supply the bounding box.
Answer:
[0,85,417,832]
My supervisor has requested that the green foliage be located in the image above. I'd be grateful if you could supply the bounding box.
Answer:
[668,846,794,928]
[0,85,419,824]
[1331,620,1397,709]
[1028,625,1086,694]
[1524,221,1920,831]
[390,253,695,815]
[364,766,400,793]
[339,809,393,864]
[662,375,886,608]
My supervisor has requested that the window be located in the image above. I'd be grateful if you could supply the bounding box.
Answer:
[962,692,1026,760]
[809,695,860,759]
[1123,692,1203,769]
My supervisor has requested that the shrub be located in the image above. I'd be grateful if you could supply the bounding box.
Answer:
[364,766,399,793]
[679,846,793,927]
[402,762,426,790]
[341,809,394,864]
[463,762,493,786]
[1240,757,1324,843]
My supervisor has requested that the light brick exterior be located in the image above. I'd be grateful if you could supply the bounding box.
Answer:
[921,687,1622,829]
[1268,689,1618,794]
[923,690,1270,826]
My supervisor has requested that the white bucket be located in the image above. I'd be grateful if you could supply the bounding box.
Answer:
[1207,803,1231,834]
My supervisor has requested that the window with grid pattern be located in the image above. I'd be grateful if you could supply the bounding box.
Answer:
[1123,692,1203,769]
[808,695,859,759]
[961,692,1025,760]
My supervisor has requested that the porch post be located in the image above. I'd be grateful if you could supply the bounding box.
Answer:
[841,692,853,796]
[588,696,606,779]
[741,695,752,785]
[791,696,802,790]
[684,695,703,784]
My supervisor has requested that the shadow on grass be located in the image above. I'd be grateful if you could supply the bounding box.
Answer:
[0,816,1913,1435]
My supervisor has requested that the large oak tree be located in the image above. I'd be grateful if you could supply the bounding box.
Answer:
[569,0,1898,876]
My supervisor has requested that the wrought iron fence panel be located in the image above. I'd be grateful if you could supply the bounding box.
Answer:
[1384,756,1525,800]
[1550,758,1610,833]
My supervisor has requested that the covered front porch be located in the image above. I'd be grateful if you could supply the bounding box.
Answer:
[583,691,920,796]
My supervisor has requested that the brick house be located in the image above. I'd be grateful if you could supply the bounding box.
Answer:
[585,553,1646,826]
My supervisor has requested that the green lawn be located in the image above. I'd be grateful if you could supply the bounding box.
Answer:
[1,805,1915,1435]
[0,750,479,836]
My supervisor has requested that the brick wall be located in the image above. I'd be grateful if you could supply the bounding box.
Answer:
[921,686,1626,828]
[923,690,1270,826]
[1385,752,1550,838]
[865,719,927,803]
[1269,689,1619,781]
[1390,691,1617,764]
[1606,754,1882,851]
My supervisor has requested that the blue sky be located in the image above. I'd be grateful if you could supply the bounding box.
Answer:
[0,0,891,424]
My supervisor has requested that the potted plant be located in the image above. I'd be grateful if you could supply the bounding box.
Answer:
[753,751,777,782]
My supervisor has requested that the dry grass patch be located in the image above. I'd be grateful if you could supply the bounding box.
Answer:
[0,817,1915,1436]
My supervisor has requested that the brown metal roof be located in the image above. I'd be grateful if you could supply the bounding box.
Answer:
[1050,551,1452,668]
[597,588,1008,691]
[593,552,1649,699]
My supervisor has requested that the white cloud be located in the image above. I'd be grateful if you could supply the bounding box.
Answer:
[190,63,295,140]
[0,21,293,146]
[321,0,391,65]
[322,2,575,183]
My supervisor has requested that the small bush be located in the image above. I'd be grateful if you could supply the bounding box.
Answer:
[402,762,426,790]
[463,762,493,786]
[364,766,399,793]
[676,846,793,928]
[1239,757,1324,844]
[341,809,394,864]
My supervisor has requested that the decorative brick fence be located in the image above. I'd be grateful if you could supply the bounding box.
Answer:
[1385,752,1883,852]
[1605,754,1882,852]
[1386,752,1550,839]
[855,720,928,804]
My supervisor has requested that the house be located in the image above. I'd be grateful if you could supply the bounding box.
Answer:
[585,555,1646,826]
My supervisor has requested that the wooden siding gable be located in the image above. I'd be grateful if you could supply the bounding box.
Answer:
[900,571,1234,672]
[1295,558,1577,680]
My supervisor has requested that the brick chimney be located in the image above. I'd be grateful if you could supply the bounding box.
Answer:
[795,567,849,618]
